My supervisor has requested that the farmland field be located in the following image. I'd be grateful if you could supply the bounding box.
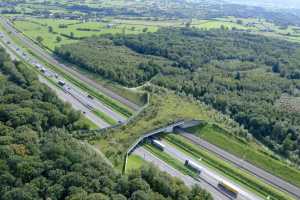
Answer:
[10,15,300,52]
[12,17,159,50]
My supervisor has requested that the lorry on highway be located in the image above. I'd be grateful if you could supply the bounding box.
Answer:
[185,159,202,174]
[152,139,165,151]
[218,181,238,198]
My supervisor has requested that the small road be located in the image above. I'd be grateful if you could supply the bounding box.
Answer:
[176,128,300,199]
[133,147,232,200]
[160,141,262,200]
[0,16,140,112]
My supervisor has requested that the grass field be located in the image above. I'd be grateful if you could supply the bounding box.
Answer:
[187,123,300,188]
[163,134,294,200]
[126,155,147,172]
[12,17,159,50]
[12,15,300,54]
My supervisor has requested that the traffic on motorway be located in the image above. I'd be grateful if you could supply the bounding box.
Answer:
[142,139,263,200]
[0,30,125,128]
[0,16,140,112]
[134,147,233,200]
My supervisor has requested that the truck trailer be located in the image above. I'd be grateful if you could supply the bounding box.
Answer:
[152,139,165,151]
[185,159,202,174]
[218,181,238,198]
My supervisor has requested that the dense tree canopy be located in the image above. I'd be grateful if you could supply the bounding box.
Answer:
[56,28,300,164]
[0,47,212,200]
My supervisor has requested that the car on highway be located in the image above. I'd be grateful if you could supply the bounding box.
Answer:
[58,80,66,86]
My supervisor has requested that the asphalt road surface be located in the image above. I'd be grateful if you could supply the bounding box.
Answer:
[0,39,17,60]
[159,140,262,200]
[0,16,140,111]
[133,147,233,200]
[0,29,112,128]
[64,83,126,122]
[39,76,110,128]
[0,22,126,126]
[176,128,300,199]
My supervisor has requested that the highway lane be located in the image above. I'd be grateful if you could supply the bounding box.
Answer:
[39,76,110,128]
[0,24,126,125]
[0,29,111,128]
[0,39,17,60]
[63,83,126,123]
[176,128,300,199]
[159,140,262,200]
[133,147,232,200]
[0,16,140,112]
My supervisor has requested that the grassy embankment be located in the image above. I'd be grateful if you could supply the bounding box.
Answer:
[126,155,147,172]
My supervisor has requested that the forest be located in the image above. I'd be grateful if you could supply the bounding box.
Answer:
[56,28,300,164]
[0,47,212,200]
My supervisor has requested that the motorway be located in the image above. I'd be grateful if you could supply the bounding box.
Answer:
[0,18,129,127]
[159,140,262,200]
[39,76,109,128]
[176,128,300,199]
[0,16,140,112]
[0,27,120,128]
[134,147,232,200]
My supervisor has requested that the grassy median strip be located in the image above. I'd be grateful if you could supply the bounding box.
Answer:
[144,144,197,178]
[92,109,117,126]
[164,134,294,200]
